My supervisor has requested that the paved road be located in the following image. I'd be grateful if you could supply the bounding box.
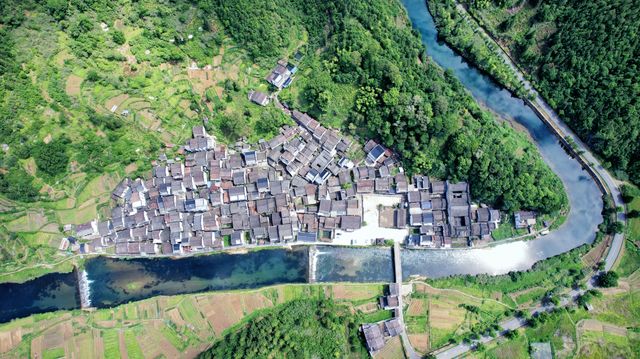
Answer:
[436,282,593,359]
[394,242,421,359]
[430,6,627,359]
[454,3,626,270]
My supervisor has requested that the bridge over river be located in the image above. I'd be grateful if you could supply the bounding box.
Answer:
[0,0,621,326]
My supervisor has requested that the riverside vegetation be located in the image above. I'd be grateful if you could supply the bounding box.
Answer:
[427,0,531,98]
[0,0,567,281]
[444,0,640,186]
[210,0,567,213]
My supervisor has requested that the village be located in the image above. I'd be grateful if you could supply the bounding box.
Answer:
[59,59,539,257]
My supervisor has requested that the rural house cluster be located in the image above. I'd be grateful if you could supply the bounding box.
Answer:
[65,106,504,255]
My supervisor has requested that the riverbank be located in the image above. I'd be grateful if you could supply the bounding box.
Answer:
[431,0,626,270]
[425,0,531,98]
[0,282,387,358]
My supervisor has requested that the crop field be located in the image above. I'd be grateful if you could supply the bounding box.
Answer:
[329,284,385,303]
[0,283,384,358]
[0,171,123,282]
[374,336,405,359]
[576,324,637,359]
[405,283,511,351]
[0,0,302,284]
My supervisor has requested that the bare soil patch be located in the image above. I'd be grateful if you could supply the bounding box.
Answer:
[332,285,380,301]
[582,239,608,268]
[408,334,429,354]
[379,207,396,228]
[30,335,43,359]
[198,294,243,335]
[600,280,630,296]
[118,330,128,359]
[407,299,425,316]
[65,74,83,96]
[356,302,379,314]
[579,319,627,336]
[138,110,162,130]
[429,299,465,330]
[125,163,138,174]
[166,308,186,327]
[374,336,404,359]
[241,293,272,313]
[92,329,104,359]
[0,328,22,354]
[105,94,129,113]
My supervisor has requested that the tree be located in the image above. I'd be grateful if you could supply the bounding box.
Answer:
[596,271,619,288]
[112,30,126,45]
[504,329,519,339]
[621,184,639,203]
[0,167,40,201]
[607,221,624,234]
[45,0,68,20]
[33,138,70,177]
[218,113,248,141]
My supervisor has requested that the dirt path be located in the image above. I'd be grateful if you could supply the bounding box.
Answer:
[0,255,80,279]
[414,281,514,309]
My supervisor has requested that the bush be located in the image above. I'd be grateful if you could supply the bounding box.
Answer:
[112,30,125,45]
[33,138,70,177]
[596,271,619,288]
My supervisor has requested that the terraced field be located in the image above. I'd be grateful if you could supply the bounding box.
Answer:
[0,283,384,358]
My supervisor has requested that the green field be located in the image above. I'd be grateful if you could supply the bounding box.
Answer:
[0,0,301,283]
[102,330,121,359]
[0,283,380,358]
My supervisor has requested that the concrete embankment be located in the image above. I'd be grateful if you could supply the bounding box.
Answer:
[76,268,92,309]
[308,245,317,283]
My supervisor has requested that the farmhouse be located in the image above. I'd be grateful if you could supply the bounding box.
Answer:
[248,90,269,106]
[88,98,502,256]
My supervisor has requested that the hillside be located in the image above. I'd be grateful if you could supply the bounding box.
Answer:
[456,0,640,185]
[0,0,566,278]
[211,0,566,214]
[0,0,288,278]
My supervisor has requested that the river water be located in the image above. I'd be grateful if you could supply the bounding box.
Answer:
[86,248,308,308]
[316,0,602,282]
[0,271,79,323]
[0,0,603,323]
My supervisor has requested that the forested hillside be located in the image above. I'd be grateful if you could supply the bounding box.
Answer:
[208,0,566,214]
[0,0,566,215]
[0,0,290,276]
[198,299,363,358]
[460,0,640,185]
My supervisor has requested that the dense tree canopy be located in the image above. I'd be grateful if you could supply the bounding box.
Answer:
[466,0,640,185]
[198,299,357,359]
[208,0,566,213]
[33,138,70,177]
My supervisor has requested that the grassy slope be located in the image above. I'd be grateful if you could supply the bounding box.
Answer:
[0,0,298,281]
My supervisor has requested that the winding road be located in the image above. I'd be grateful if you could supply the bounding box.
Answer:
[453,2,626,270]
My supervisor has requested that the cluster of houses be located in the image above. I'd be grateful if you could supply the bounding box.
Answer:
[248,58,299,107]
[62,103,508,254]
[66,108,384,254]
[404,179,502,248]
[362,284,404,354]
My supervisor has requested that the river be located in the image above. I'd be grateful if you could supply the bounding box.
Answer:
[0,0,603,323]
